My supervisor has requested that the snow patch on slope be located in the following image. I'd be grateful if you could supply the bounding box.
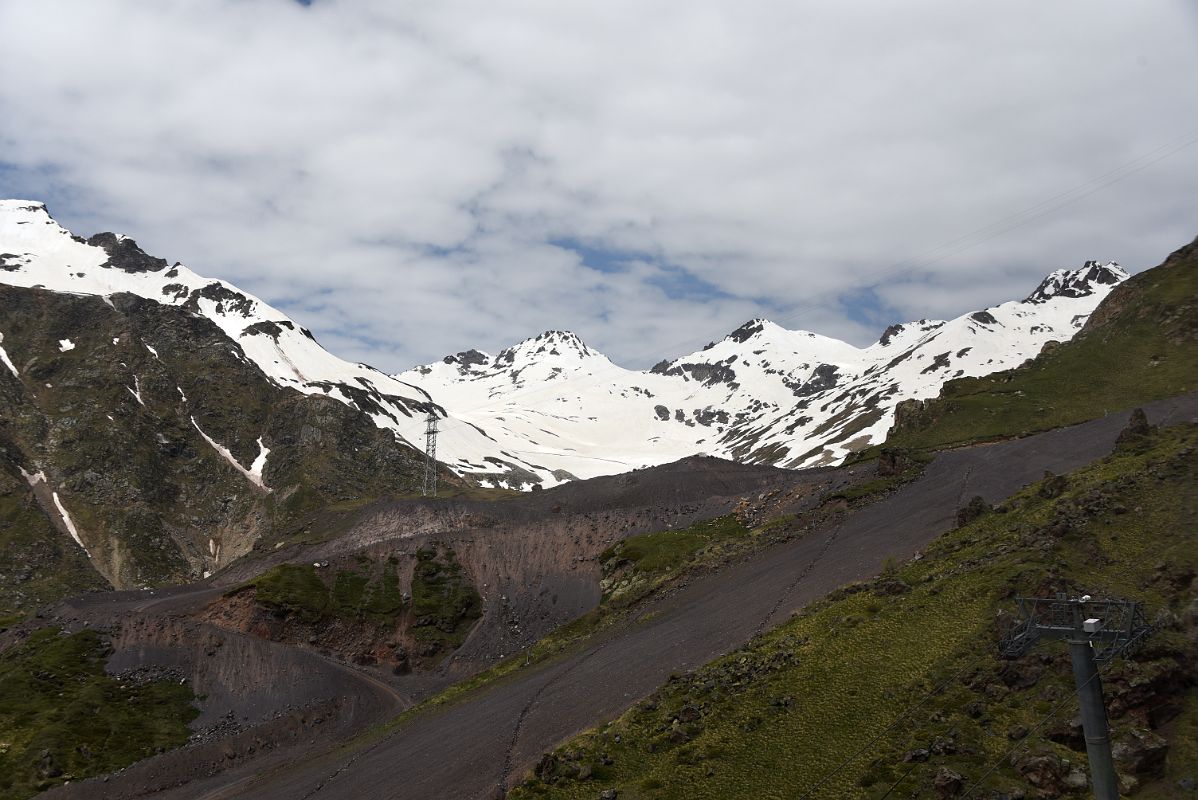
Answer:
[20,465,89,555]
[249,437,270,486]
[52,491,89,555]
[190,416,271,491]
[0,332,18,378]
[127,375,145,406]
[19,466,46,486]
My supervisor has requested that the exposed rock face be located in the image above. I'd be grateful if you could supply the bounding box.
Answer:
[932,766,963,798]
[955,495,991,527]
[86,233,170,273]
[1025,261,1126,303]
[1112,728,1168,778]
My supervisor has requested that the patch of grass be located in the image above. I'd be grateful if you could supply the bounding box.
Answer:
[252,557,411,628]
[253,563,330,623]
[509,424,1198,799]
[0,628,197,799]
[361,556,405,623]
[0,613,27,628]
[410,548,483,653]
[600,516,750,607]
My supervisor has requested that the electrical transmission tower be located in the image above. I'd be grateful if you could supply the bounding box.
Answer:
[422,409,439,497]
[1001,594,1152,800]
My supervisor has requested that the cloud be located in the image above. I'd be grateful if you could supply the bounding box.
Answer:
[1,0,1196,371]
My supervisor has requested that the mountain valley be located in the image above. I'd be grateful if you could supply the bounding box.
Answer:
[1,201,1196,800]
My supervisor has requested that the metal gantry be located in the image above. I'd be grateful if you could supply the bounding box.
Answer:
[422,409,439,497]
[1001,594,1153,800]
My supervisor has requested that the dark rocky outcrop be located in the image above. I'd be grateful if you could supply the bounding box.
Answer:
[87,233,170,273]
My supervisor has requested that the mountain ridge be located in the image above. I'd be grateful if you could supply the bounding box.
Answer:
[2,198,1128,489]
[399,260,1128,477]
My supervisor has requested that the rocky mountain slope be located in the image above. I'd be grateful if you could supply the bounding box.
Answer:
[2,202,1193,799]
[0,200,478,607]
[0,282,443,606]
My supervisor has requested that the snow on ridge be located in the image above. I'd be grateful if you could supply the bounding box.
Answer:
[0,198,499,479]
[399,261,1127,481]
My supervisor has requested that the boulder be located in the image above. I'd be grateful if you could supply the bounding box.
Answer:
[932,766,963,797]
[1112,728,1168,777]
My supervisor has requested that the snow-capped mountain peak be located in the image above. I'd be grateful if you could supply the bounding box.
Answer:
[1025,260,1127,304]
[496,330,604,366]
[400,259,1128,480]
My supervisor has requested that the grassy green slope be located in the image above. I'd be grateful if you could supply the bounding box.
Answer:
[510,424,1198,799]
[0,628,197,799]
[881,235,1198,453]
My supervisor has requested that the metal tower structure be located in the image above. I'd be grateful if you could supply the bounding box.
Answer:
[1001,594,1152,800]
[422,409,439,497]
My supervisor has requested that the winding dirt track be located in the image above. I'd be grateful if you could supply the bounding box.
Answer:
[42,395,1198,800]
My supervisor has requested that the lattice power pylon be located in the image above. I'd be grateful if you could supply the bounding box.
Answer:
[1001,594,1152,800]
[422,409,439,497]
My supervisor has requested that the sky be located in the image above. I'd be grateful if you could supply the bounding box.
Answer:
[1,1,1196,373]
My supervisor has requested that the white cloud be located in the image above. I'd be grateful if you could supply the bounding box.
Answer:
[1,0,1196,371]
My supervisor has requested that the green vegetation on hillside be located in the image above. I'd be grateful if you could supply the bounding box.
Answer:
[252,556,408,626]
[0,628,197,799]
[410,547,483,654]
[510,423,1198,799]
[880,236,1198,454]
[600,516,751,607]
[253,562,333,622]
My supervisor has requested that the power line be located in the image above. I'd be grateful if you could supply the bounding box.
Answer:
[877,755,923,799]
[848,129,1198,282]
